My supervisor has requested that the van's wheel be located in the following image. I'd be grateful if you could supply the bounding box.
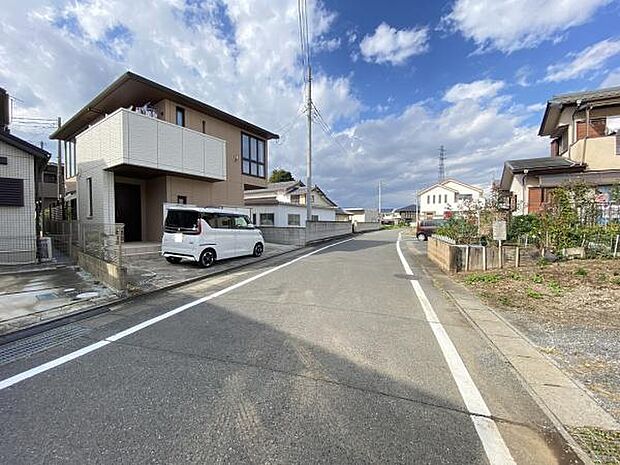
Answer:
[253,242,264,257]
[198,249,215,268]
[166,257,182,264]
[417,233,427,241]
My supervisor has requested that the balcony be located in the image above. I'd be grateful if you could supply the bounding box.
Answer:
[568,134,620,171]
[75,108,226,181]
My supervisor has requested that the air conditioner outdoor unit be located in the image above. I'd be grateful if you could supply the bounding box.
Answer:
[37,237,53,262]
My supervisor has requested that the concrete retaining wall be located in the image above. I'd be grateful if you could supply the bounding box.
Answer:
[77,250,127,290]
[306,221,351,244]
[259,221,353,246]
[427,237,538,273]
[258,226,306,246]
[353,222,381,233]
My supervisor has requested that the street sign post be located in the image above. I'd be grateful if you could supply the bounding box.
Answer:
[493,220,507,268]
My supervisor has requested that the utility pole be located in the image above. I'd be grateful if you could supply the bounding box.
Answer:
[378,180,383,223]
[438,145,446,182]
[306,65,313,224]
[56,117,62,200]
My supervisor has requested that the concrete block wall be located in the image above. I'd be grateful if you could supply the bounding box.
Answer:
[306,221,351,243]
[353,222,381,233]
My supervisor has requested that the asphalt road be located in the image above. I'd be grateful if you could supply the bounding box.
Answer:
[0,230,582,464]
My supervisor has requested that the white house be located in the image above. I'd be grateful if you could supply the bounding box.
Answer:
[344,207,380,223]
[0,128,50,264]
[244,180,337,227]
[418,178,484,219]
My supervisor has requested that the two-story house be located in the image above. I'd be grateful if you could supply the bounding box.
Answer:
[243,180,338,226]
[418,179,484,219]
[50,72,278,242]
[0,129,50,264]
[500,86,620,214]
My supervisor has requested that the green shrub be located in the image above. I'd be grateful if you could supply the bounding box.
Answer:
[436,217,479,244]
[575,267,588,277]
[508,214,540,241]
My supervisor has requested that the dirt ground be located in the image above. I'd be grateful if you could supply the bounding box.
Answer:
[456,259,620,422]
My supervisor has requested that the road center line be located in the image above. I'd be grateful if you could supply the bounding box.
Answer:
[0,237,354,391]
[396,233,515,465]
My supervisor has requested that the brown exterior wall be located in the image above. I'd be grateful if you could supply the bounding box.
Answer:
[156,98,268,207]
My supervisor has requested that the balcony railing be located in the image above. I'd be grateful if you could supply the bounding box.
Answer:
[75,108,227,181]
[568,134,620,170]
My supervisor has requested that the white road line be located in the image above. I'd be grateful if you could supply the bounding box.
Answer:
[396,233,516,465]
[0,238,354,391]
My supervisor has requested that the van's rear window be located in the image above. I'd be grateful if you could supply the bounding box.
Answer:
[165,210,199,232]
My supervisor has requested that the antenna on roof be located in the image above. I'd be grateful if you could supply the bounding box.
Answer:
[438,145,446,182]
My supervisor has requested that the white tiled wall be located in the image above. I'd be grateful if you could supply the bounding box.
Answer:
[0,140,37,264]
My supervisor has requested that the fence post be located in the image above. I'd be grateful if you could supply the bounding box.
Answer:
[465,245,470,272]
[482,246,487,271]
[515,246,520,268]
[614,234,619,258]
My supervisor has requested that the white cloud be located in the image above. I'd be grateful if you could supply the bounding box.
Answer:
[544,38,620,82]
[442,0,611,53]
[601,68,620,87]
[359,22,429,65]
[1,0,547,208]
[443,79,505,103]
[526,103,546,113]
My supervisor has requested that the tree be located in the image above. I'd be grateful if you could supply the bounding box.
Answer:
[269,169,294,183]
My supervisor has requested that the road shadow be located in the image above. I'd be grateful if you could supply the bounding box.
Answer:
[0,297,582,465]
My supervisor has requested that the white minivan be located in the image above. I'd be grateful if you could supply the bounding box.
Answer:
[161,206,264,268]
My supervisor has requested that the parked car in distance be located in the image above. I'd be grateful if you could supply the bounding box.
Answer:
[162,206,264,268]
[415,219,445,241]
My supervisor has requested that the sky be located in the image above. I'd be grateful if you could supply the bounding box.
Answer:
[2,0,620,208]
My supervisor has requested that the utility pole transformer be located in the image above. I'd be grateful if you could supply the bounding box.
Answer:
[306,65,313,224]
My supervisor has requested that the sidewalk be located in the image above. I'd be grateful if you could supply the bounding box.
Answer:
[0,242,300,339]
[403,238,620,465]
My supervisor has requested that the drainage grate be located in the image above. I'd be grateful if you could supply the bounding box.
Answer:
[0,325,91,367]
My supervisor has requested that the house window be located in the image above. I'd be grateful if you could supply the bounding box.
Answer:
[291,194,300,204]
[0,156,7,165]
[176,106,185,127]
[43,172,57,184]
[86,177,93,217]
[202,120,206,134]
[288,214,301,226]
[177,195,187,204]
[427,195,430,204]
[0,177,24,206]
[259,213,274,225]
[457,193,473,202]
[432,195,435,204]
[576,118,606,140]
[444,194,447,203]
[241,133,266,178]
[311,214,319,221]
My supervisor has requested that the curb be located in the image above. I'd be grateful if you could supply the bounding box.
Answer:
[403,244,605,465]
[0,241,313,346]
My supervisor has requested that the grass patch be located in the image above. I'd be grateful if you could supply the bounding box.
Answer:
[497,295,512,306]
[526,288,543,299]
[531,273,544,284]
[464,273,503,284]
[575,267,588,277]
[547,280,563,295]
[508,272,522,281]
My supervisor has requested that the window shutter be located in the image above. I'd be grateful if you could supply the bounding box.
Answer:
[550,139,559,157]
[0,177,24,206]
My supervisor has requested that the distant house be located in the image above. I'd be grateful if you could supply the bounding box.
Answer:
[418,179,484,219]
[345,207,379,223]
[394,203,418,223]
[244,180,337,227]
[0,129,50,264]
[500,86,620,214]
[335,207,352,222]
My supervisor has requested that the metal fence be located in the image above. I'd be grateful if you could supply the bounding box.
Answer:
[42,221,125,266]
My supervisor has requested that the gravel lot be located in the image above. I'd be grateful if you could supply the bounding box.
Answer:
[457,259,620,422]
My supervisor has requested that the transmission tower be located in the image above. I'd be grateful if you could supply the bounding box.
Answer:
[438,145,446,182]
